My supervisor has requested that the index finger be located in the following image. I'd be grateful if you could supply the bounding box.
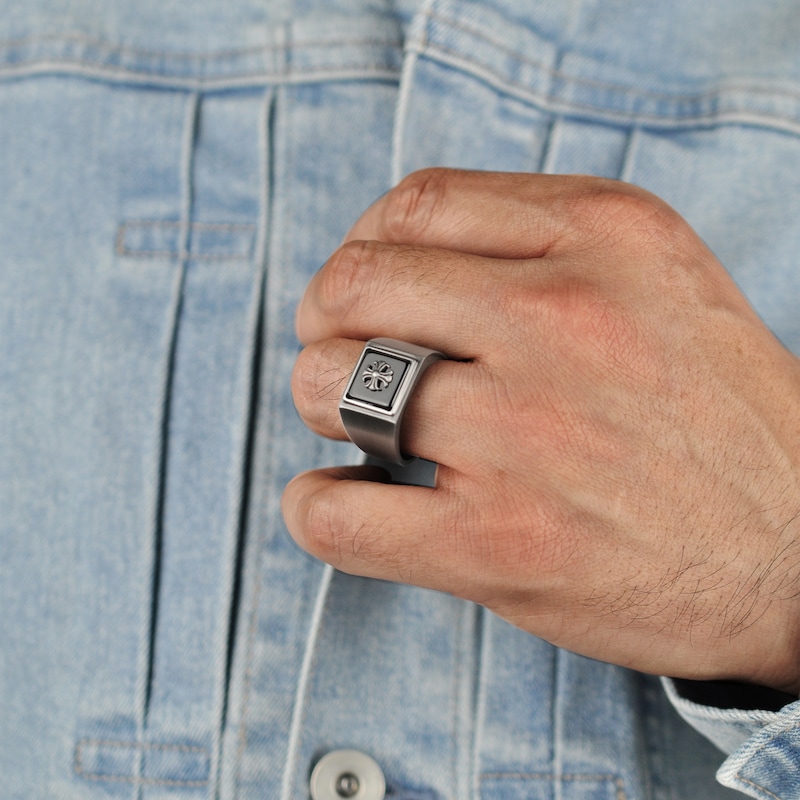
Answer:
[344,168,624,257]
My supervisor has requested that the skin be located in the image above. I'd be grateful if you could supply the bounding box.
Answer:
[282,168,800,695]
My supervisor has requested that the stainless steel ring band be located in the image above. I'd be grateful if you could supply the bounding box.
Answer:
[339,337,444,465]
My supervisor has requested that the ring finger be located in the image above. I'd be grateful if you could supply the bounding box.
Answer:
[292,336,488,468]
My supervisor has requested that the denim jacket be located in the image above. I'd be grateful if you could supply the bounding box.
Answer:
[2,1,800,798]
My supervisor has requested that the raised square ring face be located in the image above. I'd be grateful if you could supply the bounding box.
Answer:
[345,349,410,410]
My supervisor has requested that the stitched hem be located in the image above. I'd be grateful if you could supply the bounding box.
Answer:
[0,17,404,89]
[410,3,800,134]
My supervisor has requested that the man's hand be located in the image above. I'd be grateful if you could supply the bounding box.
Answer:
[282,168,800,694]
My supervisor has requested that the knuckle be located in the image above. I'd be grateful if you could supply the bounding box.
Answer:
[380,167,452,241]
[566,179,685,251]
[290,349,315,415]
[291,342,348,431]
[318,239,379,321]
[300,486,384,568]
[298,486,347,564]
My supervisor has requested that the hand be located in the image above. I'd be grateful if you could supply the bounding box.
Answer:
[282,168,800,694]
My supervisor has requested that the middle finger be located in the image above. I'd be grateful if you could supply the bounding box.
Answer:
[295,240,553,356]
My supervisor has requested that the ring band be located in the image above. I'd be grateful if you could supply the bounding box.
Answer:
[339,337,444,465]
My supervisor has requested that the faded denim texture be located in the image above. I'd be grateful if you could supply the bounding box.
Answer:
[2,1,800,798]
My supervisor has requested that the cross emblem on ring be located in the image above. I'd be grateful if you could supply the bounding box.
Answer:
[362,360,394,391]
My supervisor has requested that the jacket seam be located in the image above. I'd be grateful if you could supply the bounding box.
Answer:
[415,43,800,134]
[420,10,800,106]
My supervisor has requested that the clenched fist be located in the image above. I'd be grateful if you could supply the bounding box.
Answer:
[282,168,800,695]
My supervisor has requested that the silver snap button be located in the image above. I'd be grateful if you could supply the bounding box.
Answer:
[335,773,360,798]
[310,749,386,800]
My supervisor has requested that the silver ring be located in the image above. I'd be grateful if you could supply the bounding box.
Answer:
[339,337,444,465]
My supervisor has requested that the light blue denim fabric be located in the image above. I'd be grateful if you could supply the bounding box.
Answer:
[2,1,800,799]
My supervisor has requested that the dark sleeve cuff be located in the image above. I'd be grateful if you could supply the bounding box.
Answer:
[662,677,800,799]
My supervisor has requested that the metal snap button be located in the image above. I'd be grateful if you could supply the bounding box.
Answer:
[309,749,386,800]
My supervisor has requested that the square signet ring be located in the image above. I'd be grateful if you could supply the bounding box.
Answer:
[339,337,444,465]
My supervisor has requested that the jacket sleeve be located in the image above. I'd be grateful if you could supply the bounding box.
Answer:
[662,677,800,799]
